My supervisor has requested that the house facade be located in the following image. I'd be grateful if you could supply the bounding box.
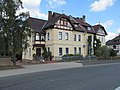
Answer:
[22,11,107,60]
[106,34,120,55]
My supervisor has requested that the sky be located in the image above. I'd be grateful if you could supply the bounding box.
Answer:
[21,0,120,41]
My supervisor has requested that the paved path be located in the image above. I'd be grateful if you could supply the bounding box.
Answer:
[0,62,83,78]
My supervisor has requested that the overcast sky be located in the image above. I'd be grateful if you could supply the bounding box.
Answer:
[21,0,120,41]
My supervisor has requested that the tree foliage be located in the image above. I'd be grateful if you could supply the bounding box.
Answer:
[95,46,117,58]
[87,36,92,55]
[0,0,30,66]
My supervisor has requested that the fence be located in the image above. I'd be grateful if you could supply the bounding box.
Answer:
[61,55,96,62]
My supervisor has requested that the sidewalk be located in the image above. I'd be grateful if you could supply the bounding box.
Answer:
[0,62,83,78]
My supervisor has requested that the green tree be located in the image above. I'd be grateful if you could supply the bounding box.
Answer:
[0,0,30,66]
[95,46,110,58]
[93,35,101,55]
[88,36,92,55]
[110,49,117,57]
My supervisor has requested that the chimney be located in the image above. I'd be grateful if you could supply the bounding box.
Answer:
[48,11,52,20]
[82,15,86,22]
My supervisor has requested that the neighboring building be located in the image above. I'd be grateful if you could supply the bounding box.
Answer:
[106,34,120,55]
[22,11,107,60]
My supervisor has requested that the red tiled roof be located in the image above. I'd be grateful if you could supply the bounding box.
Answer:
[106,35,120,45]
[93,24,107,35]
[28,17,47,33]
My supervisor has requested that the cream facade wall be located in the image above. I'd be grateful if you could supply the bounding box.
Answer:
[22,30,45,60]
[22,30,34,60]
[45,28,89,57]
[96,35,106,46]
[22,28,106,60]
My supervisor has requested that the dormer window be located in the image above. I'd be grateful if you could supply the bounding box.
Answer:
[74,24,78,27]
[87,27,91,30]
[55,18,73,30]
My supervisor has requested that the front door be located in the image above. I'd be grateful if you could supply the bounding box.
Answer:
[36,48,41,56]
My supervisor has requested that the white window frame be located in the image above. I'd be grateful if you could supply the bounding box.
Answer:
[59,32,62,40]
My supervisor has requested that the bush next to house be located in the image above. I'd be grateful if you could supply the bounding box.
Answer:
[62,54,83,61]
[95,46,118,59]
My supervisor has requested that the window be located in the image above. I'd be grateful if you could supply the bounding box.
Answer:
[87,27,91,30]
[74,34,76,41]
[48,47,50,52]
[74,47,77,55]
[29,48,31,56]
[33,35,35,42]
[79,47,81,55]
[74,24,78,27]
[78,35,81,41]
[47,32,50,40]
[102,37,104,42]
[66,48,69,55]
[41,34,45,41]
[59,48,62,56]
[65,32,68,40]
[59,32,62,40]
[36,33,39,40]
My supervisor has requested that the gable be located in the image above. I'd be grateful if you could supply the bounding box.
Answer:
[97,28,105,35]
[54,17,73,30]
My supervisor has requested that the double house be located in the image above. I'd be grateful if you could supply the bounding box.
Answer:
[22,11,107,60]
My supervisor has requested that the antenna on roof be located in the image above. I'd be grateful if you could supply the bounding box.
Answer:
[98,22,100,25]
[62,10,64,14]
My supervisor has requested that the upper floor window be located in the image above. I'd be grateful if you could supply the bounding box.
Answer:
[59,32,62,40]
[36,33,39,40]
[78,35,81,41]
[41,34,45,41]
[102,37,104,42]
[65,32,69,40]
[47,32,50,40]
[74,34,76,41]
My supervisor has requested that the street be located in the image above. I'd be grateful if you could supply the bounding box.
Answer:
[1,63,120,90]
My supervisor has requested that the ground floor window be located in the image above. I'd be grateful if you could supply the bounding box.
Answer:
[79,47,81,55]
[66,48,69,55]
[48,47,50,52]
[59,48,62,56]
[29,48,31,56]
[74,47,77,55]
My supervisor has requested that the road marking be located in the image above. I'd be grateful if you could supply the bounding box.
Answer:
[115,86,120,90]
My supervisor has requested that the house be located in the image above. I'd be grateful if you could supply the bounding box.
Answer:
[93,24,107,46]
[106,34,120,55]
[22,11,107,60]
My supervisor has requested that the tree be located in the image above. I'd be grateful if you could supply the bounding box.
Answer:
[88,36,92,55]
[93,35,101,55]
[110,49,118,57]
[0,0,30,66]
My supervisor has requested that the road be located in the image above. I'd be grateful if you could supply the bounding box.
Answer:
[1,63,120,90]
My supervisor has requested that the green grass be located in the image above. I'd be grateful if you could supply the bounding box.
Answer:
[0,65,23,70]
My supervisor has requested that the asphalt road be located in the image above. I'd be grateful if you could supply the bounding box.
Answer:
[1,63,120,90]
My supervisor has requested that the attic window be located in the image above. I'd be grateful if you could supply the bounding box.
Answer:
[74,24,78,27]
[87,27,91,30]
